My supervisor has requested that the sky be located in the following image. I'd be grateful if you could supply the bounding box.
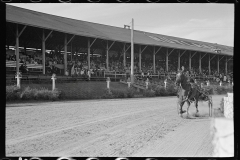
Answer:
[8,3,234,47]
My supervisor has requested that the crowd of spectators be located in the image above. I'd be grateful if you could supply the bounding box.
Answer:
[6,51,233,83]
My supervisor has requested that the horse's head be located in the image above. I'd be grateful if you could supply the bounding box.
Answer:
[175,71,186,86]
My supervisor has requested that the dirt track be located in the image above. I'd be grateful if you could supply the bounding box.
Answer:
[6,95,224,157]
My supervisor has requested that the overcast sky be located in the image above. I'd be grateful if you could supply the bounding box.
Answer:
[8,3,234,47]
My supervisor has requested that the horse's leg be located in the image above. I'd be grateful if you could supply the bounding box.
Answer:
[178,100,185,117]
[186,100,191,117]
[195,98,199,115]
[208,96,213,117]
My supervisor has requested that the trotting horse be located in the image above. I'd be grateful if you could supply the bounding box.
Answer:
[175,71,213,118]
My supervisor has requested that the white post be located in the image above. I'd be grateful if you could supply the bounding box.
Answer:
[220,81,222,86]
[145,78,149,89]
[164,79,167,89]
[15,72,22,88]
[207,80,210,86]
[51,74,57,91]
[127,77,131,88]
[106,77,110,89]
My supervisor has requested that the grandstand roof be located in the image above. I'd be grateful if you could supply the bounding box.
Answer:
[6,5,233,56]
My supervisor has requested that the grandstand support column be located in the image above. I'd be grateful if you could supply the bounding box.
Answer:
[42,30,46,74]
[178,50,180,70]
[106,41,109,70]
[153,46,162,74]
[130,18,134,83]
[189,51,197,71]
[15,24,27,73]
[42,30,45,74]
[138,45,147,72]
[209,54,216,75]
[153,47,156,74]
[225,57,228,75]
[71,42,73,62]
[166,48,168,72]
[24,43,27,56]
[208,53,211,75]
[166,48,175,72]
[139,46,141,72]
[64,34,68,75]
[199,52,207,73]
[178,50,186,70]
[88,38,91,70]
[189,51,191,71]
[42,30,53,74]
[123,43,126,68]
[88,38,97,70]
[106,40,115,71]
[199,54,201,73]
[16,24,19,73]
[218,55,224,73]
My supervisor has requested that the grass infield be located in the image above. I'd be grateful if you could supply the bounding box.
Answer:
[21,81,129,99]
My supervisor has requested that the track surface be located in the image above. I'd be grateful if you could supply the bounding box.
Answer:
[6,95,224,157]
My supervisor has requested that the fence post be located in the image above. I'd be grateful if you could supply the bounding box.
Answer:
[106,77,110,89]
[207,80,210,86]
[127,77,131,88]
[164,79,167,89]
[15,72,22,88]
[145,78,150,89]
[51,74,57,91]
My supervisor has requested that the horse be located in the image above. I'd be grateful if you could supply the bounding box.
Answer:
[175,71,213,118]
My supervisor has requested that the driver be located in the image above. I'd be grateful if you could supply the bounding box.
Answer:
[181,66,185,73]
[185,77,194,101]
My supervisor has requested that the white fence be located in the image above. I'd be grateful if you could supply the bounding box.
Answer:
[224,93,233,118]
[212,118,234,157]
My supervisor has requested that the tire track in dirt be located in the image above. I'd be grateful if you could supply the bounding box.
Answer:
[6,98,176,140]
[51,110,179,156]
[6,96,223,156]
[133,117,213,157]
[7,108,177,156]
[7,106,171,145]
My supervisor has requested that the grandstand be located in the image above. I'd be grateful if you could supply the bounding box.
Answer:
[6,5,233,84]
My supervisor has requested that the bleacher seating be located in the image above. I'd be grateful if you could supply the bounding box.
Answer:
[6,61,43,72]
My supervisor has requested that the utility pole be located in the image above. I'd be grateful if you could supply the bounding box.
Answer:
[131,18,134,83]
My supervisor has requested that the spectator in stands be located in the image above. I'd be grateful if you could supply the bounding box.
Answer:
[219,73,223,81]
[34,60,38,65]
[216,76,220,83]
[80,69,84,77]
[11,55,16,61]
[20,62,28,73]
[223,74,227,82]
[181,66,185,72]
[71,64,75,76]
[87,69,91,80]
[20,58,24,63]
[141,70,144,79]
